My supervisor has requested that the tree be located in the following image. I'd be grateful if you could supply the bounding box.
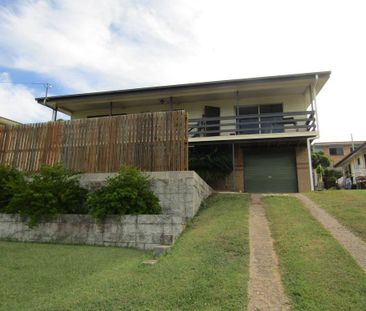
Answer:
[311,151,331,189]
[311,151,331,169]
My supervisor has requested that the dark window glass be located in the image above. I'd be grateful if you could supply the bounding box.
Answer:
[236,104,284,134]
[329,147,344,155]
[237,106,259,134]
[259,104,283,133]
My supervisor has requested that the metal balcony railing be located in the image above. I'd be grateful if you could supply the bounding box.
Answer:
[188,110,316,137]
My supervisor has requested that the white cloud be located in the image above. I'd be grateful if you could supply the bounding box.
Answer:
[0,73,51,123]
[0,0,365,141]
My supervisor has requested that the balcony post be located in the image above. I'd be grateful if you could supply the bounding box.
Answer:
[52,106,58,121]
[310,74,320,132]
[232,143,236,192]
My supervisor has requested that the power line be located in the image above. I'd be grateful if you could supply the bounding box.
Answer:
[0,81,51,85]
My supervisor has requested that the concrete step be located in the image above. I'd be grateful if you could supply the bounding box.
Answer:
[142,259,158,265]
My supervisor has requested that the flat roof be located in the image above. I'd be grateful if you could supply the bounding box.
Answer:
[314,141,365,146]
[35,71,331,115]
[36,71,331,103]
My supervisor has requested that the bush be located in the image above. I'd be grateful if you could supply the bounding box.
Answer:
[6,164,87,227]
[323,169,342,189]
[189,145,232,184]
[0,165,25,212]
[87,166,161,223]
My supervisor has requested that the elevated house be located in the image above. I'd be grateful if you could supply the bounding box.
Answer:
[35,71,331,193]
[313,141,365,167]
[334,142,366,187]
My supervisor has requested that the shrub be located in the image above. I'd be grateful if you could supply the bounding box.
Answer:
[0,165,25,212]
[87,166,161,223]
[323,169,342,189]
[7,164,87,227]
[189,145,232,184]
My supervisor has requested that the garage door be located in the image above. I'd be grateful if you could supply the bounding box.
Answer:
[244,150,298,193]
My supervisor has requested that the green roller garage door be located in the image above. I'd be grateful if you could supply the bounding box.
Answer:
[244,150,298,193]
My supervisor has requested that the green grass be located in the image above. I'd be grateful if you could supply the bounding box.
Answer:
[306,190,366,242]
[264,196,366,311]
[0,193,249,311]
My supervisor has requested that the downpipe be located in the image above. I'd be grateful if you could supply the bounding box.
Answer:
[307,74,320,191]
[307,137,315,191]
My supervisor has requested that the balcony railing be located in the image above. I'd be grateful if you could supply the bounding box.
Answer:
[354,168,366,177]
[188,110,316,138]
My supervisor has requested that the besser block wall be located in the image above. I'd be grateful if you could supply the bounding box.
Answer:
[0,171,212,250]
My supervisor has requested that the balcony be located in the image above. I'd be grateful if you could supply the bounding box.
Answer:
[354,168,366,177]
[188,110,316,141]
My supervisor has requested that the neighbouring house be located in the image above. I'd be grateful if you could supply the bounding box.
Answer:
[313,141,365,167]
[0,116,21,127]
[35,71,331,193]
[334,142,366,187]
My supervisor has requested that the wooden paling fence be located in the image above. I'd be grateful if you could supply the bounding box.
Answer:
[0,111,188,172]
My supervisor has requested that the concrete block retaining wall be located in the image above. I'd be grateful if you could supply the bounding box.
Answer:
[80,171,213,219]
[0,214,185,250]
[0,171,212,250]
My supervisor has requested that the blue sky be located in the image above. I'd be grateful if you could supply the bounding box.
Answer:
[0,0,365,141]
[0,67,70,94]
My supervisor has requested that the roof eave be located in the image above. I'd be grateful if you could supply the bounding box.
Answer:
[35,71,331,103]
[334,142,366,167]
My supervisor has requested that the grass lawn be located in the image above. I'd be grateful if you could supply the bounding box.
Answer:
[264,196,366,311]
[0,193,249,311]
[306,190,366,242]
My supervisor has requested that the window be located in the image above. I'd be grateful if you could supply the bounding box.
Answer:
[357,158,361,165]
[329,147,344,155]
[236,103,283,134]
[237,106,259,134]
[260,104,283,134]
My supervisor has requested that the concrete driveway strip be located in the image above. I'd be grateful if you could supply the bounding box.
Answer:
[248,194,291,311]
[294,193,366,272]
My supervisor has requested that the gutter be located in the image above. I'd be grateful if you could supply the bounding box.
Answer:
[35,71,331,103]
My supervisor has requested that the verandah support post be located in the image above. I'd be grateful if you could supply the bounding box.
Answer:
[52,105,58,121]
[232,143,236,192]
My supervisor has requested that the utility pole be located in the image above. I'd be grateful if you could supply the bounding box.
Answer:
[351,133,355,151]
[42,83,55,121]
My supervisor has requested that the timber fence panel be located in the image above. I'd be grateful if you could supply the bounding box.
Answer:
[0,111,188,172]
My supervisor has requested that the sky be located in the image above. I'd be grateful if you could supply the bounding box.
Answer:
[0,0,365,142]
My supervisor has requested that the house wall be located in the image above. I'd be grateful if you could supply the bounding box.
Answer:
[0,117,20,126]
[296,145,312,192]
[71,94,309,124]
[339,147,366,183]
[208,144,311,192]
[314,143,356,167]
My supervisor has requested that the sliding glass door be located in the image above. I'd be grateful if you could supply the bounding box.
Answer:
[236,103,283,134]
[236,106,259,134]
[260,104,283,133]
